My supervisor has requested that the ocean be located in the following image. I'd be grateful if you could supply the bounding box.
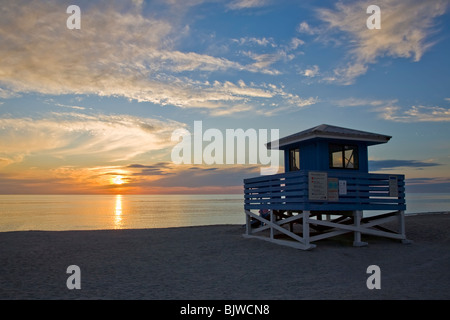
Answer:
[0,193,449,232]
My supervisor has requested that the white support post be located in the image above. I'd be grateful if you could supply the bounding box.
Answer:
[270,209,274,240]
[302,211,310,247]
[244,208,410,249]
[353,210,368,247]
[398,210,412,244]
[243,209,316,250]
[245,210,251,236]
[398,210,405,237]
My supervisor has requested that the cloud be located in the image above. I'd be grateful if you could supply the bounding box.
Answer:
[0,0,242,105]
[0,0,311,115]
[233,37,304,75]
[290,38,305,50]
[334,97,397,108]
[333,97,450,122]
[227,0,268,10]
[240,51,290,74]
[297,21,319,35]
[302,65,319,77]
[54,103,86,110]
[64,162,261,194]
[233,37,277,47]
[0,172,78,194]
[126,162,173,176]
[103,163,261,193]
[131,164,259,189]
[369,159,441,171]
[0,88,20,99]
[378,105,450,122]
[405,177,450,193]
[0,112,184,166]
[316,0,448,84]
[176,80,317,116]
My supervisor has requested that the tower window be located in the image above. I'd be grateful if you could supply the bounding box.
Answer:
[329,144,358,169]
[289,148,300,171]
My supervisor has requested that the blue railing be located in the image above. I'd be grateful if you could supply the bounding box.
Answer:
[244,170,405,211]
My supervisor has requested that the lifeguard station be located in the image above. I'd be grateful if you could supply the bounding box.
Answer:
[243,124,410,250]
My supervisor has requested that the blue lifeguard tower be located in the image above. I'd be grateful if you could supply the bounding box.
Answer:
[243,124,410,250]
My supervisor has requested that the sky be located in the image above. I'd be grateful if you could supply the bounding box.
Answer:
[0,0,449,194]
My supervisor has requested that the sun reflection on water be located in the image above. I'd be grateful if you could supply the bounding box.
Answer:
[114,194,123,229]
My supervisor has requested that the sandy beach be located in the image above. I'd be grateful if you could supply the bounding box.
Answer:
[0,213,449,300]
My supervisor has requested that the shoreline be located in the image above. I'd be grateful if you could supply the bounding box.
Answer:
[1,213,449,299]
[405,211,450,216]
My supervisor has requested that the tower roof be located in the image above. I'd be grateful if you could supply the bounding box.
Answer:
[267,124,391,149]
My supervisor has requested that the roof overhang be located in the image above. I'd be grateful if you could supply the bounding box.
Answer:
[267,124,392,150]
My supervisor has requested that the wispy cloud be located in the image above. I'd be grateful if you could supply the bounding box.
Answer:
[369,159,441,171]
[405,177,450,193]
[240,51,290,74]
[334,97,397,108]
[316,0,448,84]
[54,103,86,111]
[378,105,450,122]
[290,37,305,50]
[301,65,320,78]
[233,37,277,47]
[227,0,268,10]
[297,21,319,35]
[334,97,450,122]
[0,88,20,99]
[0,0,310,115]
[0,112,183,166]
[232,36,304,76]
[123,163,259,193]
[126,163,173,176]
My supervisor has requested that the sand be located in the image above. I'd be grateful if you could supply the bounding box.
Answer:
[0,213,449,300]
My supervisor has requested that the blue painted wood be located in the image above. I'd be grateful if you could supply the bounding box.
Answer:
[244,170,406,211]
[283,140,370,173]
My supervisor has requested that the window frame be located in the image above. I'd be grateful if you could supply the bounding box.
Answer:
[328,143,359,170]
[289,148,300,171]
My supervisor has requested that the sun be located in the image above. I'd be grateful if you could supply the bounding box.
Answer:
[112,175,125,185]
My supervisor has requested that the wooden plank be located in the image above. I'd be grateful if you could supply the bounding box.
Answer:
[244,186,280,193]
[309,216,405,240]
[309,229,351,242]
[242,234,316,250]
[244,190,308,198]
[245,210,308,244]
[243,174,283,184]
[302,211,310,244]
[245,204,308,210]
[243,171,306,184]
[276,213,305,225]
[244,180,281,188]
[244,170,405,213]
[245,179,305,188]
[246,184,307,193]
[243,170,407,249]
[245,197,307,204]
[303,203,406,211]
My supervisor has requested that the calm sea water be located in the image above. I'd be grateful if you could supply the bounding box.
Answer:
[0,193,449,232]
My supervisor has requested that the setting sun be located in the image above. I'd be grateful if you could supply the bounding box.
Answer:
[112,175,125,185]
